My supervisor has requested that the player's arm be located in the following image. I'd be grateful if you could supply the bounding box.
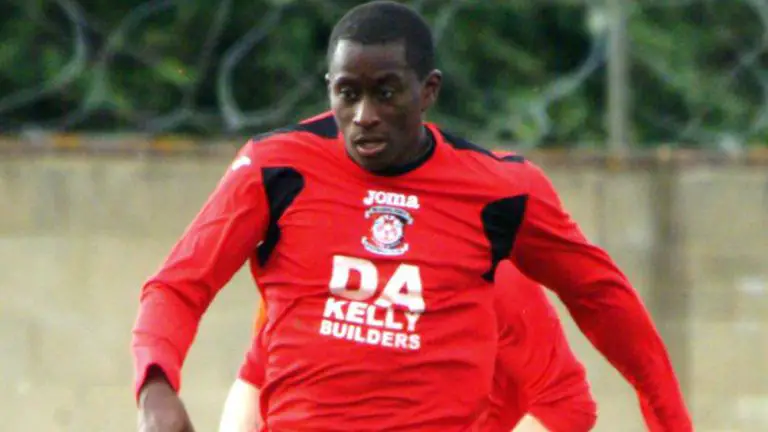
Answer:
[495,268,596,432]
[132,140,270,401]
[219,340,266,432]
[219,302,268,432]
[219,379,261,432]
[512,415,552,432]
[507,161,692,431]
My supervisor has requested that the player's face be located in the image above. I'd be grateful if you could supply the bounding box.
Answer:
[327,40,441,172]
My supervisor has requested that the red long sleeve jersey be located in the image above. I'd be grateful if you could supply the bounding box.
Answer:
[132,112,691,431]
[239,261,597,432]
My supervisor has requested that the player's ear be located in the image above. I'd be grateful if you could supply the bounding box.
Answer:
[420,70,442,112]
[325,73,333,95]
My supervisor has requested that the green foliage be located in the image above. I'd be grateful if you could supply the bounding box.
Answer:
[0,0,766,148]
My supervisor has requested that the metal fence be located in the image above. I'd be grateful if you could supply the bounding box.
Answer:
[2,0,768,151]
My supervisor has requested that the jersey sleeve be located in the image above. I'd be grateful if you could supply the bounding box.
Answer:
[495,264,596,432]
[238,301,268,388]
[131,140,270,401]
[507,161,692,431]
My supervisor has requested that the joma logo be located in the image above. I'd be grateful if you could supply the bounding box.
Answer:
[363,190,420,210]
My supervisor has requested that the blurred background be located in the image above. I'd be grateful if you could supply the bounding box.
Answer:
[1,0,766,430]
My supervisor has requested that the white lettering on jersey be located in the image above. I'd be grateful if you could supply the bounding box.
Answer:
[363,190,420,210]
[230,155,252,171]
[321,255,424,350]
[328,256,377,301]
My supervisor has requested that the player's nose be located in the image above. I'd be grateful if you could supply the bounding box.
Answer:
[353,98,381,129]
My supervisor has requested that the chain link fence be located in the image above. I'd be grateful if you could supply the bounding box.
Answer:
[1,0,768,150]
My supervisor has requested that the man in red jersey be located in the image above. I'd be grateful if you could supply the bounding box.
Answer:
[218,261,597,432]
[133,2,692,431]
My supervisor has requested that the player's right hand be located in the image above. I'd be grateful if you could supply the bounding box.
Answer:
[138,373,195,432]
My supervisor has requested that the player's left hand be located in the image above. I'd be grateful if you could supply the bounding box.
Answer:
[137,374,195,432]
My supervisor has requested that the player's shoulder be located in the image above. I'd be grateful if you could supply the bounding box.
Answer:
[239,111,338,162]
[436,127,526,165]
[434,127,545,190]
[434,127,541,178]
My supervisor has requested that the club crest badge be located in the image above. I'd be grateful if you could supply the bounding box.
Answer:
[361,206,414,256]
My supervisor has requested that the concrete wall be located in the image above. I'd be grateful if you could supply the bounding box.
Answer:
[1,153,766,431]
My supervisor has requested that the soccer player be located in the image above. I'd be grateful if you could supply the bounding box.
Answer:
[132,2,692,431]
[218,260,597,432]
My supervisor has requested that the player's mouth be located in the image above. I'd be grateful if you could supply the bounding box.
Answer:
[353,137,388,158]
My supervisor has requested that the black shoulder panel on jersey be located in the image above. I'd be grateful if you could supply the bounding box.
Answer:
[440,129,497,159]
[295,114,338,138]
[251,114,338,143]
[440,129,526,164]
[500,154,525,163]
[257,167,305,266]
[480,195,528,282]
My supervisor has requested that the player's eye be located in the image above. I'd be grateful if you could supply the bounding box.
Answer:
[378,88,395,101]
[338,87,358,101]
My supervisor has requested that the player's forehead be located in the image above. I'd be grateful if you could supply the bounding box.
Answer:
[328,39,410,82]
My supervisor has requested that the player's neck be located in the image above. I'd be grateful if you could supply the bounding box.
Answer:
[414,126,435,159]
[371,126,435,176]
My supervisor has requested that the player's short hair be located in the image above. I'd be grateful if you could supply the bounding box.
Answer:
[327,1,435,79]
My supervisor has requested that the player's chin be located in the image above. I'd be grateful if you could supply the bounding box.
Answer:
[347,144,393,172]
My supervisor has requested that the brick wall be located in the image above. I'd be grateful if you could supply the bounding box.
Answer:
[1,152,765,431]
